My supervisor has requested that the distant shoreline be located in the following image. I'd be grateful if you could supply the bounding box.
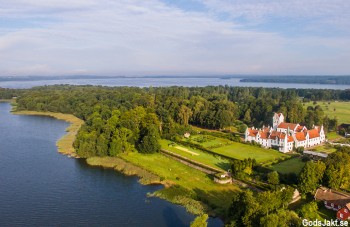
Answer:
[240,75,350,85]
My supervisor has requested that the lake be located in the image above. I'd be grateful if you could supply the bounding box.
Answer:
[0,77,349,90]
[0,102,223,226]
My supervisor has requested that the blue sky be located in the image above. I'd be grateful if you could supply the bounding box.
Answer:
[0,0,349,76]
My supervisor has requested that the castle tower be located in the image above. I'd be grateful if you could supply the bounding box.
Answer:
[273,112,284,130]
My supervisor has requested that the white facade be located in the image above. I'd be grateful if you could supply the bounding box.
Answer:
[245,113,326,153]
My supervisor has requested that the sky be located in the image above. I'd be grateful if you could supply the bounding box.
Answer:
[0,0,349,76]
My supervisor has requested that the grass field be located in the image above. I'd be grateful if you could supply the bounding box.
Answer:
[271,157,305,174]
[327,132,343,141]
[311,144,337,154]
[304,101,350,124]
[119,152,239,215]
[186,135,232,149]
[211,142,289,163]
[160,139,231,171]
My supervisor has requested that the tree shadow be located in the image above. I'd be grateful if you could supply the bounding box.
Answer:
[215,162,231,172]
[162,206,187,227]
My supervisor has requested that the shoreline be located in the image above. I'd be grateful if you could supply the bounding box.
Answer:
[12,110,84,158]
[10,108,222,221]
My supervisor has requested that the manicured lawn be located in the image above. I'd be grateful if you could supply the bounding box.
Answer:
[304,101,350,124]
[211,142,289,163]
[272,157,305,174]
[185,135,231,149]
[311,144,337,154]
[160,139,230,171]
[120,152,239,213]
[327,131,343,141]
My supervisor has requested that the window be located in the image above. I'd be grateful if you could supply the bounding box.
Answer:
[345,209,348,213]
[340,213,343,219]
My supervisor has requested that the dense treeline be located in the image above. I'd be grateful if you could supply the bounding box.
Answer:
[9,85,349,157]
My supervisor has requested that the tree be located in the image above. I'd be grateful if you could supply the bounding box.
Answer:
[259,210,300,227]
[324,151,350,189]
[298,161,326,194]
[243,109,252,124]
[178,105,193,126]
[190,214,208,227]
[137,125,161,153]
[267,171,279,186]
[298,201,322,221]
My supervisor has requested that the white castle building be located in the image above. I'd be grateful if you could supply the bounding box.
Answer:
[245,113,326,153]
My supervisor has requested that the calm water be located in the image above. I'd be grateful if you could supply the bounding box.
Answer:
[0,77,349,89]
[0,102,223,227]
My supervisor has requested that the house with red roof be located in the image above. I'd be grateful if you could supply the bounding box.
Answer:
[245,112,325,153]
[315,187,350,221]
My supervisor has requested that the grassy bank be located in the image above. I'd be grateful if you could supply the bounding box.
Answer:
[13,110,84,157]
[86,156,161,185]
[119,152,239,216]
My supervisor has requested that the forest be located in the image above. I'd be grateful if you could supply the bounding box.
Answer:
[1,85,349,158]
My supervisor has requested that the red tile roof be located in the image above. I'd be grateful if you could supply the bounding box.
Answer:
[247,128,259,137]
[288,136,294,142]
[278,122,298,130]
[308,128,320,139]
[259,131,269,139]
[295,132,307,141]
[296,125,307,132]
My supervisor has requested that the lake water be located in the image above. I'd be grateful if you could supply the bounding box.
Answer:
[0,77,349,90]
[0,102,223,226]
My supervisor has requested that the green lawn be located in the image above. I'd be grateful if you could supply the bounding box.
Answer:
[327,131,343,141]
[185,134,232,149]
[160,139,230,171]
[304,101,350,124]
[311,144,337,154]
[271,157,305,174]
[211,142,289,163]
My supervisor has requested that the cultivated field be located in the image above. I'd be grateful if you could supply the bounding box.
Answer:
[304,101,350,124]
[271,157,305,174]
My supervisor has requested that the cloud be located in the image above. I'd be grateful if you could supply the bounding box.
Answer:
[0,0,349,76]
